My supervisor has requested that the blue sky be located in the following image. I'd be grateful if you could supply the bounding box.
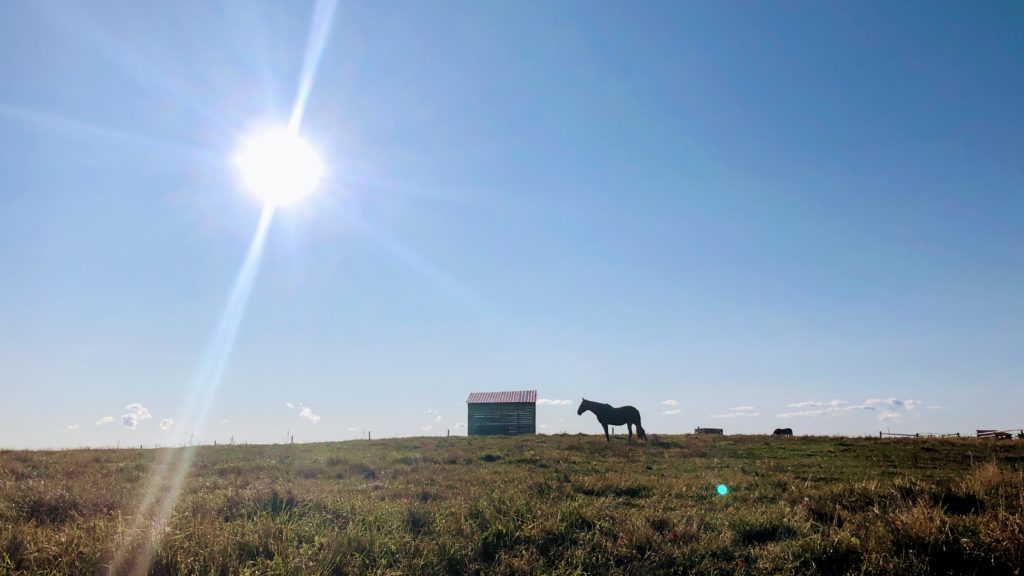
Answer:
[1,2,1021,448]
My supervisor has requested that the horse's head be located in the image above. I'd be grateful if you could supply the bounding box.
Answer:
[577,398,588,415]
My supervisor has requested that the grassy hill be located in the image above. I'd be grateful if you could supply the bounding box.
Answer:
[2,434,1023,575]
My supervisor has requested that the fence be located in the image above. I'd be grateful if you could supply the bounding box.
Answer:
[977,429,1021,439]
[878,432,961,439]
[878,431,1023,439]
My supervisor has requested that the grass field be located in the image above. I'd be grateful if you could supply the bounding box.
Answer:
[2,434,1023,575]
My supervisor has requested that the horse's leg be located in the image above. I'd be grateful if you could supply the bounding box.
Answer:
[602,423,610,442]
[627,423,633,442]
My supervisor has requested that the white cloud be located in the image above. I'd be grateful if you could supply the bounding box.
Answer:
[786,400,850,409]
[95,416,114,426]
[421,426,432,432]
[709,411,761,418]
[708,405,760,418]
[779,398,923,419]
[285,402,295,409]
[863,398,922,412]
[346,427,359,432]
[66,424,79,431]
[539,424,548,429]
[661,399,678,406]
[298,404,320,424]
[121,403,152,429]
[778,405,864,418]
[537,399,572,406]
[453,423,466,430]
[424,409,438,414]
[777,410,821,418]
[663,409,681,415]
[434,414,442,422]
[126,403,151,419]
[221,419,230,423]
[159,418,174,431]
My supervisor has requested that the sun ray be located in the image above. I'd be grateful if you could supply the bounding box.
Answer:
[110,1,339,569]
[350,217,486,311]
[288,0,339,133]
[0,102,216,159]
[39,2,228,129]
[110,206,275,575]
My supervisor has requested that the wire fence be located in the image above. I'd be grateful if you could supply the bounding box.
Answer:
[878,430,1024,439]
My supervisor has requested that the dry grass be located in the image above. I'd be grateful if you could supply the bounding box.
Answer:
[1,435,1023,575]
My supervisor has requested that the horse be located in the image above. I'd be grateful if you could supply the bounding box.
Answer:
[772,427,793,436]
[577,398,647,442]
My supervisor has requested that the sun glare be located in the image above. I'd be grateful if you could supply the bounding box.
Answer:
[234,128,325,206]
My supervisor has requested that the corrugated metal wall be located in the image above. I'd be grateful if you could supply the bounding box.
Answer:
[467,402,536,436]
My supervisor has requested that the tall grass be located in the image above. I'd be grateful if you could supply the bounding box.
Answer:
[1,436,1022,574]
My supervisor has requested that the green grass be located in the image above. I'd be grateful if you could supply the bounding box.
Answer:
[2,434,1023,574]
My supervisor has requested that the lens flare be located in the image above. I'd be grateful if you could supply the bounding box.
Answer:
[717,484,729,496]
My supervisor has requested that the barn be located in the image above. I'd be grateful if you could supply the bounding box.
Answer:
[466,390,537,436]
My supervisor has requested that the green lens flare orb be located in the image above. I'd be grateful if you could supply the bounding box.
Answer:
[717,484,729,496]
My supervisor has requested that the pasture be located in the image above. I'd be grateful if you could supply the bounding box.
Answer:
[2,434,1023,575]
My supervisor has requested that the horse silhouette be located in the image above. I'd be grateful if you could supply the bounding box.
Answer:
[773,428,793,436]
[577,398,647,442]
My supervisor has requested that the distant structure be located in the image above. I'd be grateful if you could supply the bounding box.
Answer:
[694,427,723,435]
[977,429,1017,440]
[773,428,793,436]
[466,390,537,436]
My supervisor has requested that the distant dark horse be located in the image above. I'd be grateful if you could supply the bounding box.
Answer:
[577,398,647,442]
[773,428,793,436]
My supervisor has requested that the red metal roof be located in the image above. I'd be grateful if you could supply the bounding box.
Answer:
[466,390,537,404]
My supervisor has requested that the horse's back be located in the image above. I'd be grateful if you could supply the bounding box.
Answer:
[598,404,640,425]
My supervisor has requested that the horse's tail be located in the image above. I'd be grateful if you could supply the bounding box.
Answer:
[636,423,647,440]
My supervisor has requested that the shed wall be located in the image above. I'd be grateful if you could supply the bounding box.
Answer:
[468,402,536,436]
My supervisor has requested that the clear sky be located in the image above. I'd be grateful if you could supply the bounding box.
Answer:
[1,1,1021,449]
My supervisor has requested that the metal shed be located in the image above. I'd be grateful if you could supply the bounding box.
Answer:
[466,390,537,436]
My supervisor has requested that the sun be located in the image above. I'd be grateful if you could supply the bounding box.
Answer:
[233,127,325,206]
